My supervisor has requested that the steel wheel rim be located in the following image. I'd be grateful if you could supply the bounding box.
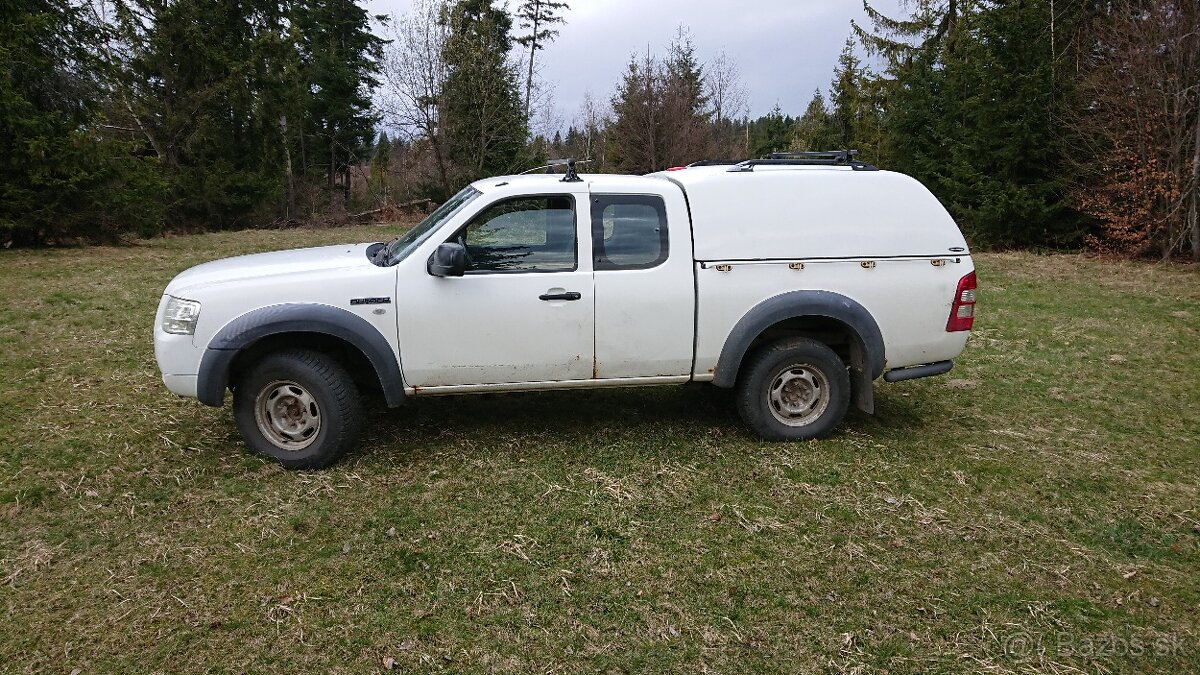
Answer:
[766,363,830,427]
[254,380,321,451]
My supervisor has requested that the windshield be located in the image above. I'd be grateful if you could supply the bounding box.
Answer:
[384,186,481,264]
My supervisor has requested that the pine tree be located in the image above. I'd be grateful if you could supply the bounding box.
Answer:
[514,0,569,122]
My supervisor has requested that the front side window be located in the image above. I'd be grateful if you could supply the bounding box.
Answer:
[591,195,668,270]
[457,196,577,273]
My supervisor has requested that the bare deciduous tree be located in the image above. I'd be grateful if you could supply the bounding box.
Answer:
[1071,0,1199,260]
[380,0,452,196]
[705,50,749,158]
[572,90,609,169]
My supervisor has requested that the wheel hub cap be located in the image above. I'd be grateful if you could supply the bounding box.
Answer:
[768,365,830,427]
[255,380,321,451]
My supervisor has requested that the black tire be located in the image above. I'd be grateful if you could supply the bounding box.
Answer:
[735,337,851,441]
[233,349,362,469]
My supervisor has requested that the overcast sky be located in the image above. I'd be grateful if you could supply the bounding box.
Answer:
[365,0,906,127]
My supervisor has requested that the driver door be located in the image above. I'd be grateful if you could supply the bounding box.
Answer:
[395,193,595,388]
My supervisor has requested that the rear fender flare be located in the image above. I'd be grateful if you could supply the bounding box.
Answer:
[712,290,885,412]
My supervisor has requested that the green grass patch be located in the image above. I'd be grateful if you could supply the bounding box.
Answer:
[0,233,1197,673]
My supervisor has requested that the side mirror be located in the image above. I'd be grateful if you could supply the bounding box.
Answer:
[428,242,466,277]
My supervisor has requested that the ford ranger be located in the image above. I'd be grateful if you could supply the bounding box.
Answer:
[154,153,977,468]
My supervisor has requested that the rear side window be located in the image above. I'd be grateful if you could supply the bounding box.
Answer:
[591,195,668,270]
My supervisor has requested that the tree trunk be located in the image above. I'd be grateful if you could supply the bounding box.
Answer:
[1192,111,1200,261]
[329,138,337,190]
[428,125,452,198]
[329,138,343,216]
[280,115,294,219]
[1190,195,1199,263]
[524,4,539,122]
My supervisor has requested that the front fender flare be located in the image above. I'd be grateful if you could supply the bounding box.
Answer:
[196,303,405,408]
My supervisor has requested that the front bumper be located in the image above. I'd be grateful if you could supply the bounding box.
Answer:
[154,295,205,399]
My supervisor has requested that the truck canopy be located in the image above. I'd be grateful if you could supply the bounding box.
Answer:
[653,165,968,261]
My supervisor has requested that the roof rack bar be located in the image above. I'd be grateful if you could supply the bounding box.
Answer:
[767,150,858,162]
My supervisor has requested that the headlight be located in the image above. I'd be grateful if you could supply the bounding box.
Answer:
[162,296,201,335]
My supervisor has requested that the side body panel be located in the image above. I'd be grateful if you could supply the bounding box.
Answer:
[393,188,596,387]
[694,256,974,379]
[156,251,400,404]
[589,179,696,379]
[195,303,405,407]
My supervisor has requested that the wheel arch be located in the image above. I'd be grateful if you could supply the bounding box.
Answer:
[712,290,885,413]
[196,303,405,408]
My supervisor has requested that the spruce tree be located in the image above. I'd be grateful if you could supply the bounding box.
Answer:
[294,0,385,211]
[514,0,569,122]
[607,52,663,173]
[857,0,1084,248]
[662,30,711,165]
[119,0,290,226]
[370,131,393,200]
[441,0,528,186]
[790,93,837,152]
[2,0,163,243]
[749,105,795,157]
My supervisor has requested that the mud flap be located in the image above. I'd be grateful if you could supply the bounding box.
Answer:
[850,345,875,414]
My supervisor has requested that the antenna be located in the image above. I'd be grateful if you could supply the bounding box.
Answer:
[561,158,583,182]
[518,158,591,181]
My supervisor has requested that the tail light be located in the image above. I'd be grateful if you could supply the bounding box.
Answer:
[946,271,977,332]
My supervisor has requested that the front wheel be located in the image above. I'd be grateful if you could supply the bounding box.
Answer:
[233,349,362,469]
[735,338,851,441]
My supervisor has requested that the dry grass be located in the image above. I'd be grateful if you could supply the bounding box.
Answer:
[1,229,1197,673]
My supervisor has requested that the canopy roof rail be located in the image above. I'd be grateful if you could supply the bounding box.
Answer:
[728,149,878,172]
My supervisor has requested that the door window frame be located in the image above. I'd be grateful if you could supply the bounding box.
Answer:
[590,194,670,271]
[447,193,580,275]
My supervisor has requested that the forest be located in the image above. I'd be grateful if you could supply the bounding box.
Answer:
[2,0,1197,260]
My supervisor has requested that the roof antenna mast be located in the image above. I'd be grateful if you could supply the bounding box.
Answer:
[561,158,582,183]
[522,158,589,180]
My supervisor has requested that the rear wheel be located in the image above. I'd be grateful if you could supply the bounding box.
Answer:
[233,349,362,469]
[735,338,850,441]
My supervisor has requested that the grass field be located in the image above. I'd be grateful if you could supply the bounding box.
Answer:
[1,225,1198,673]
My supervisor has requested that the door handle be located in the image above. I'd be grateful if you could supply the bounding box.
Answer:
[539,291,582,301]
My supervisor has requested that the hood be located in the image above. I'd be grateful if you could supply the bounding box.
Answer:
[165,243,376,296]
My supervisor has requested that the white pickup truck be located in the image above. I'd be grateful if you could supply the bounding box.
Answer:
[155,154,977,468]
